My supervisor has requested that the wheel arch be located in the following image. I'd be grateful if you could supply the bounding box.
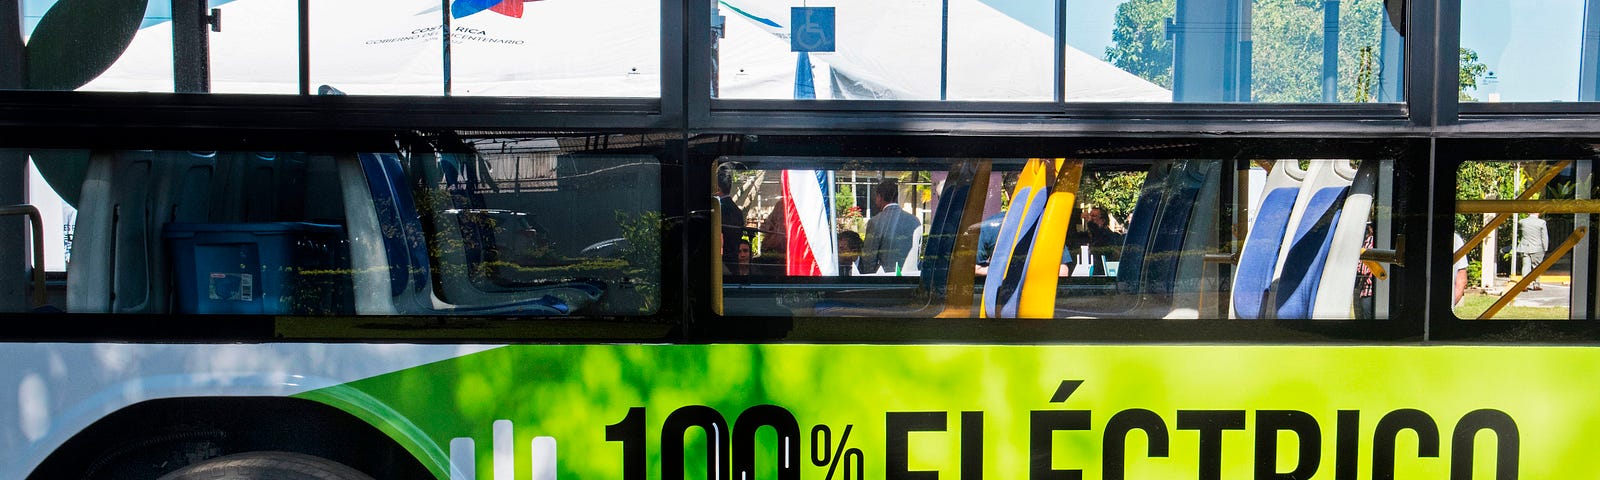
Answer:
[27,396,434,480]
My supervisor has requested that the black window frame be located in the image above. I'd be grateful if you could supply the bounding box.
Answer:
[4,0,1600,344]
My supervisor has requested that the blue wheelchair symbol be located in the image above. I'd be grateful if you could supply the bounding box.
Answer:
[791,7,835,52]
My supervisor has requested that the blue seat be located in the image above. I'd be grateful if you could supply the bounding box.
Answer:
[1232,186,1300,319]
[1274,186,1348,318]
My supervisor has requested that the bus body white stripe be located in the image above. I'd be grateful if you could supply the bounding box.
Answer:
[494,420,514,480]
[449,437,475,480]
[531,436,558,480]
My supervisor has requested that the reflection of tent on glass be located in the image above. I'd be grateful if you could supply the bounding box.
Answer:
[716,0,1170,101]
[66,0,1166,101]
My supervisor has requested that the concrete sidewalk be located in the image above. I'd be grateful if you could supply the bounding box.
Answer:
[1482,276,1569,308]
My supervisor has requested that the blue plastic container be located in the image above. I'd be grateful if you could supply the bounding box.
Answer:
[163,222,351,314]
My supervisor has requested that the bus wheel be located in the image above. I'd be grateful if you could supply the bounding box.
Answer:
[156,451,375,480]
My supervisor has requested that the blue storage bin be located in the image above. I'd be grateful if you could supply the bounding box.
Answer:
[164,222,352,314]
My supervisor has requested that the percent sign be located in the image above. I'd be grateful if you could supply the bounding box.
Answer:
[810,424,864,480]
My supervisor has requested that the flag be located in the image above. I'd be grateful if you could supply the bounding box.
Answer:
[451,0,528,19]
[782,170,837,276]
[794,52,816,99]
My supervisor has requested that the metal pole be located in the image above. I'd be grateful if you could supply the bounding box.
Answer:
[172,0,211,93]
[710,0,720,98]
[0,3,26,311]
[0,153,25,312]
[1053,0,1064,102]
[441,0,452,96]
[941,0,949,100]
[1,0,22,89]
[1576,161,1592,318]
[1582,0,1600,100]
[1323,0,1339,102]
[0,205,45,308]
[299,0,310,95]
[1512,164,1522,277]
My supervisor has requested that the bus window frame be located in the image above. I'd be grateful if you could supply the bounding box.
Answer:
[1432,138,1600,341]
[687,134,1432,343]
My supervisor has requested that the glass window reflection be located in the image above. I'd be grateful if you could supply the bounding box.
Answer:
[712,0,1403,102]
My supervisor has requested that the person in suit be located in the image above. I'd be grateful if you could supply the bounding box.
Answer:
[1518,212,1549,290]
[860,179,921,274]
[715,165,746,271]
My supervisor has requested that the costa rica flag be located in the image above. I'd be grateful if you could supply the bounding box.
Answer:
[782,170,838,276]
[452,0,533,18]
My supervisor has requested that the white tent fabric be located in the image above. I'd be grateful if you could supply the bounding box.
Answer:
[719,0,1171,101]
[70,0,1164,101]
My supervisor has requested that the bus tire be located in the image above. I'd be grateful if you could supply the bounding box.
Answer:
[156,451,375,480]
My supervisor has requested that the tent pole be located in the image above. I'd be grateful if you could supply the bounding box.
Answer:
[442,0,452,96]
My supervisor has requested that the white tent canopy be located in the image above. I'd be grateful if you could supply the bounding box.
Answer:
[718,0,1169,101]
[67,0,1165,101]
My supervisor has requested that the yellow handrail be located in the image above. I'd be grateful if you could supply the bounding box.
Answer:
[1456,199,1600,214]
[1453,160,1571,264]
[1477,226,1587,320]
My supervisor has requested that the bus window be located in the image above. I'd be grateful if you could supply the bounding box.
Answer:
[715,156,1399,320]
[1453,160,1589,320]
[10,135,663,317]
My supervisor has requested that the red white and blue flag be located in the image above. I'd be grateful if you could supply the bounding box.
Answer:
[448,0,534,18]
[782,170,837,276]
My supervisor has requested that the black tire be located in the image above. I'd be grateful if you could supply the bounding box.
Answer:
[155,451,376,480]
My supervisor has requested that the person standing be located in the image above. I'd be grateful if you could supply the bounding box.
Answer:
[716,165,746,271]
[1518,212,1549,290]
[861,179,921,274]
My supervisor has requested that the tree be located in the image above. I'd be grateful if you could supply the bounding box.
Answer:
[1459,47,1490,101]
[1105,0,1412,103]
[1084,171,1147,227]
[1105,0,1175,89]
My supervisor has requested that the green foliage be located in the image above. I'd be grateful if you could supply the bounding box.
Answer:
[1467,260,1482,286]
[616,210,664,312]
[1102,0,1438,103]
[1460,48,1490,101]
[1105,0,1175,89]
[1250,0,1387,102]
[1084,170,1147,225]
[833,185,855,215]
[1453,162,1521,241]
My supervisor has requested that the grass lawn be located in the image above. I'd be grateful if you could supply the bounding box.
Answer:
[1452,293,1570,320]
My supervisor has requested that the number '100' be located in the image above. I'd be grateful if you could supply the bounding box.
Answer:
[606,405,802,480]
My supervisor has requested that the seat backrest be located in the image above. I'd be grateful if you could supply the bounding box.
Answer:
[1168,161,1222,318]
[1311,160,1379,318]
[1231,160,1307,319]
[981,158,1052,318]
[1272,160,1356,319]
[1013,159,1082,318]
[69,151,216,313]
[1115,160,1174,296]
[1142,160,1209,297]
